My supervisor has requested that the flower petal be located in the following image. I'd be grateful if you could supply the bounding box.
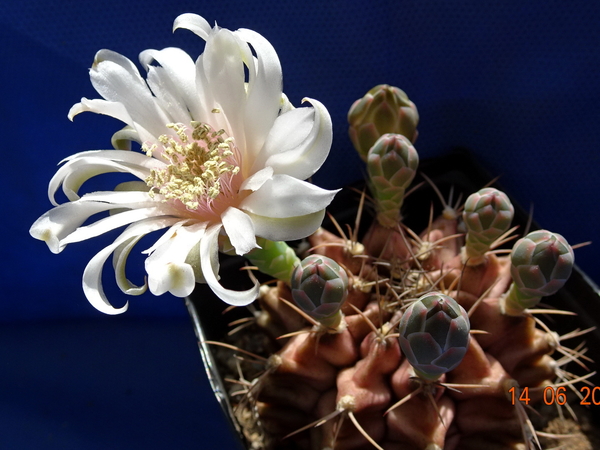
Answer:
[239,166,273,192]
[240,174,339,218]
[151,263,196,297]
[30,201,119,254]
[112,235,148,295]
[235,28,282,159]
[145,222,207,297]
[245,209,327,242]
[221,207,258,255]
[252,98,332,179]
[140,48,200,122]
[49,150,164,204]
[193,54,228,132]
[199,224,260,306]
[202,28,251,153]
[90,50,171,139]
[41,190,176,252]
[69,98,129,125]
[144,66,191,123]
[60,205,171,247]
[173,13,212,40]
[83,217,181,314]
[111,126,141,150]
[279,93,294,114]
[69,98,155,144]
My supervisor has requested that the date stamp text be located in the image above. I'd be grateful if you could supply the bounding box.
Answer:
[509,386,600,406]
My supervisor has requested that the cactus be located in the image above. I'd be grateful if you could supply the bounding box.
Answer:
[398,292,470,381]
[462,187,515,266]
[27,10,594,450]
[290,255,349,329]
[348,84,419,161]
[206,86,594,450]
[367,133,419,228]
[501,230,575,316]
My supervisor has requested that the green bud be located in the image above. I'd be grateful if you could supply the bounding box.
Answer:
[502,230,574,315]
[367,133,419,228]
[245,238,301,282]
[290,255,349,328]
[462,188,514,263]
[348,84,419,161]
[398,292,470,381]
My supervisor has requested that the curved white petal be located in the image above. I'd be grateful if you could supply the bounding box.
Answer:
[150,262,196,297]
[111,126,141,150]
[246,209,327,242]
[141,220,183,256]
[203,28,250,153]
[199,224,260,306]
[30,201,120,254]
[221,207,258,255]
[279,93,294,114]
[114,180,150,192]
[193,54,226,131]
[235,28,282,159]
[145,66,190,123]
[78,190,161,204]
[145,222,207,297]
[239,166,273,192]
[252,98,332,179]
[173,13,212,40]
[32,190,159,254]
[49,150,164,205]
[240,174,339,218]
[90,50,171,139]
[83,217,181,314]
[69,98,155,144]
[60,206,170,247]
[140,48,200,122]
[94,49,146,82]
[69,98,129,124]
[113,235,148,295]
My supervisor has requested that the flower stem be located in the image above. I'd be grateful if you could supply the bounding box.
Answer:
[246,238,301,283]
[500,283,540,316]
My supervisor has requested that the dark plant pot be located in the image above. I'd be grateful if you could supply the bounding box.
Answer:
[186,149,600,449]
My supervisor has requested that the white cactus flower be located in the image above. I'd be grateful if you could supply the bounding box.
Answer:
[30,13,337,314]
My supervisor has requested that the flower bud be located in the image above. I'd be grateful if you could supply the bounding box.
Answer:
[290,255,349,327]
[367,133,419,227]
[462,188,514,263]
[398,292,470,380]
[501,230,574,315]
[348,84,419,161]
[511,230,574,296]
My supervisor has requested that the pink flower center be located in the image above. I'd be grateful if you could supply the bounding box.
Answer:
[144,122,243,220]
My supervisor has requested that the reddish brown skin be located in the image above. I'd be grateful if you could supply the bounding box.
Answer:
[259,281,307,336]
[243,208,578,449]
[387,359,455,449]
[446,336,514,400]
[345,299,386,344]
[363,221,411,263]
[273,332,341,391]
[308,227,366,275]
[336,332,401,413]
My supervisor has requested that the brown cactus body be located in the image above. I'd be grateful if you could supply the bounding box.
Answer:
[210,88,592,450]
[215,189,592,449]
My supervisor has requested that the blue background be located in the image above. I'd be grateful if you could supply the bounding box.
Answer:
[1,0,599,448]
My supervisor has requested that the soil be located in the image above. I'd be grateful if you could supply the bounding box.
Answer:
[538,404,600,450]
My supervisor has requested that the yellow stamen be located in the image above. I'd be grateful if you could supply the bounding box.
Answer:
[144,122,240,210]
